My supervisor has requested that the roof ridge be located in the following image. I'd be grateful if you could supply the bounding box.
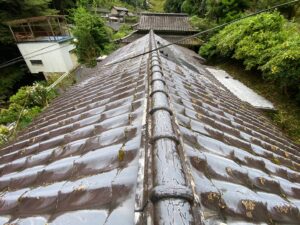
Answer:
[147,31,196,224]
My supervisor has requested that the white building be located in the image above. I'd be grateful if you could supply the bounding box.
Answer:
[7,16,78,80]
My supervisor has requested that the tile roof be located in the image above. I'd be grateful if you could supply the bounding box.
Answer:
[0,32,300,225]
[137,13,196,33]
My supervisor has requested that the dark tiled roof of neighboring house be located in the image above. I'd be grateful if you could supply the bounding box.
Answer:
[0,32,299,225]
[121,13,200,48]
[137,13,196,33]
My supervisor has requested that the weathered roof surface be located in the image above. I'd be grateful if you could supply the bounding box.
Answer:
[120,31,202,47]
[0,32,300,225]
[156,34,300,224]
[137,13,196,33]
[0,35,150,225]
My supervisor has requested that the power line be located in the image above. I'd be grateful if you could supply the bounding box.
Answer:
[0,0,298,71]
[105,0,300,66]
[46,0,300,90]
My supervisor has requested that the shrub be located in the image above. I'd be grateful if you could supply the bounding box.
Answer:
[125,16,139,23]
[189,15,216,31]
[206,0,249,23]
[0,83,56,126]
[260,31,300,99]
[0,125,9,146]
[0,82,56,145]
[113,24,133,40]
[9,82,56,108]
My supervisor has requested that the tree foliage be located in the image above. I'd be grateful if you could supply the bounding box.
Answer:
[0,67,25,103]
[200,12,300,103]
[164,0,185,13]
[72,7,111,67]
[0,125,9,146]
[165,0,300,22]
[77,0,147,10]
[51,0,76,14]
[250,0,300,19]
[206,0,249,22]
[189,15,217,40]
[181,0,204,15]
[113,24,133,40]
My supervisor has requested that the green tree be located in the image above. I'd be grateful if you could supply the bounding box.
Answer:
[181,0,206,16]
[72,7,111,67]
[206,0,250,23]
[164,0,185,12]
[0,67,25,103]
[113,24,133,40]
[0,82,56,128]
[0,125,9,146]
[250,0,300,20]
[51,0,77,14]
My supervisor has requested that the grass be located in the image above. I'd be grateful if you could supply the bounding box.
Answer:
[148,0,165,12]
[211,59,300,145]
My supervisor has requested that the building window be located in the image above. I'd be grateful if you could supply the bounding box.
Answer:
[30,60,43,66]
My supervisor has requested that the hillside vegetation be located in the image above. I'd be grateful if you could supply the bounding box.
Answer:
[149,0,165,12]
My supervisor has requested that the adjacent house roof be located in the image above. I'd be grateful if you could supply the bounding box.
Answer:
[0,32,299,225]
[137,13,196,33]
[120,31,202,47]
[120,13,201,48]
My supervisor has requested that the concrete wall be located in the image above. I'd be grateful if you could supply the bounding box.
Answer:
[17,40,78,74]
